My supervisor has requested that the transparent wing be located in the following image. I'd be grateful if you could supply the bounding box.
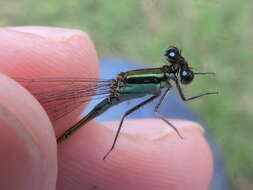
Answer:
[15,78,113,121]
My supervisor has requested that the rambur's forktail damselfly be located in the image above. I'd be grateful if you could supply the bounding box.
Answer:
[16,46,218,159]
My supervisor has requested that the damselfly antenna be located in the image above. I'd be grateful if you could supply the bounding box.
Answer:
[194,72,216,75]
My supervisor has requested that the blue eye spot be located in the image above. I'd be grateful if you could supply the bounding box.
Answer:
[169,52,175,57]
[182,71,188,76]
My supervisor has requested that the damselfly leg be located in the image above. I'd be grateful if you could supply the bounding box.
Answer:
[154,87,184,139]
[103,95,159,160]
[175,78,218,101]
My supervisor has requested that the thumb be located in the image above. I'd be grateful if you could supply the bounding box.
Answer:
[0,74,57,189]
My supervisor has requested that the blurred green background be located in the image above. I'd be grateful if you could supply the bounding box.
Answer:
[1,0,252,189]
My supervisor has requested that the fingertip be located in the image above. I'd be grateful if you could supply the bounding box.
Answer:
[0,26,99,135]
[103,119,213,190]
[0,74,57,189]
[57,119,213,190]
[0,26,99,79]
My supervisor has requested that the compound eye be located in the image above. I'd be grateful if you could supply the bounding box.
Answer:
[164,46,180,63]
[180,70,194,84]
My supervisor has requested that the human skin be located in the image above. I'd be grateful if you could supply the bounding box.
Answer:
[0,27,213,190]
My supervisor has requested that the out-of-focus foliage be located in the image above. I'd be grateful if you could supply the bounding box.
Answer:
[1,0,252,189]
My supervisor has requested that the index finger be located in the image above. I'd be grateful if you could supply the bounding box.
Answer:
[0,26,99,136]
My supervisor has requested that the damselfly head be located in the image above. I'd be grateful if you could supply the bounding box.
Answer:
[164,46,188,67]
[164,46,194,84]
[178,59,194,85]
[164,46,181,64]
[180,68,194,84]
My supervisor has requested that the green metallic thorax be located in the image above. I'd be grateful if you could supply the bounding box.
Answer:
[126,67,164,78]
[117,68,169,101]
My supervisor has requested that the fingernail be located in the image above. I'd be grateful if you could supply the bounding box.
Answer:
[6,26,87,41]
[103,119,205,141]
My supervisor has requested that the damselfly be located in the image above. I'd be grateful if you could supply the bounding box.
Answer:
[16,46,218,159]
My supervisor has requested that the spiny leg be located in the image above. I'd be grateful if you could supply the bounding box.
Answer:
[175,79,218,101]
[154,88,183,139]
[103,94,160,160]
